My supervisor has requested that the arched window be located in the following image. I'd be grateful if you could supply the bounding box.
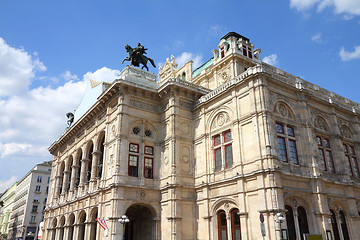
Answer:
[58,162,65,195]
[90,208,98,240]
[98,135,105,178]
[78,211,86,240]
[217,210,227,240]
[297,207,309,239]
[59,216,65,240]
[51,218,57,240]
[231,209,241,240]
[66,157,73,192]
[68,214,75,239]
[330,210,340,240]
[86,142,94,183]
[339,211,350,240]
[285,205,296,240]
[75,151,82,188]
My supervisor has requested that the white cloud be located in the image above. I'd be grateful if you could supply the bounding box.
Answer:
[0,142,32,158]
[311,33,322,43]
[0,38,46,97]
[263,54,279,66]
[0,176,17,193]
[83,67,120,83]
[62,70,79,81]
[290,0,360,17]
[290,0,321,11]
[209,25,228,38]
[0,38,125,190]
[333,0,360,15]
[175,52,203,70]
[339,46,360,61]
[0,38,122,182]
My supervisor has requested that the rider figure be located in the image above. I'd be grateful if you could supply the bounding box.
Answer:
[132,43,148,64]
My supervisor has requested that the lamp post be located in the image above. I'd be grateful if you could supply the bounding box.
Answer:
[119,215,129,240]
[276,212,285,240]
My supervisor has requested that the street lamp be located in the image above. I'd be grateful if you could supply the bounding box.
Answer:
[276,212,285,240]
[119,215,129,240]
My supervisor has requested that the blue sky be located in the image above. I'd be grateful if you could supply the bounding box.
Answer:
[0,0,359,192]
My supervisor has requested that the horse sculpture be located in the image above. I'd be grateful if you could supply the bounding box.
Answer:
[122,43,156,71]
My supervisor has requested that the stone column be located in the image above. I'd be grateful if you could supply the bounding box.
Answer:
[83,221,92,240]
[54,227,60,240]
[226,211,232,240]
[62,170,71,193]
[70,164,79,191]
[72,224,80,240]
[153,217,161,240]
[79,158,90,187]
[90,151,100,190]
[63,226,70,240]
[54,175,62,198]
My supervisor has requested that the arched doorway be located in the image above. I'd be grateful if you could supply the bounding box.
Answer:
[124,204,156,240]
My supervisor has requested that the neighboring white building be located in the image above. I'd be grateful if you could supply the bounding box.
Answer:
[7,162,52,240]
[0,182,17,239]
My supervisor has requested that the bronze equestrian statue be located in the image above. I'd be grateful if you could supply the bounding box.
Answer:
[122,43,156,71]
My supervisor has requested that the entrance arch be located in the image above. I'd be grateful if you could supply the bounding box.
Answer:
[124,204,156,240]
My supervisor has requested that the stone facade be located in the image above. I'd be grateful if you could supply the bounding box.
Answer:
[44,32,360,240]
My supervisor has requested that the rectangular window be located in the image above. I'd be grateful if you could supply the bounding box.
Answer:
[47,177,50,184]
[276,123,298,164]
[325,150,335,173]
[242,45,247,57]
[30,216,36,223]
[213,130,233,171]
[144,157,153,179]
[37,176,42,183]
[248,47,253,59]
[289,139,298,164]
[318,149,327,171]
[221,47,225,58]
[276,123,284,134]
[278,137,287,162]
[144,146,154,155]
[225,144,233,168]
[129,143,139,153]
[128,155,138,177]
[317,136,335,173]
[31,205,38,212]
[224,131,231,142]
[35,185,41,192]
[344,144,360,177]
[214,135,221,146]
[215,148,222,171]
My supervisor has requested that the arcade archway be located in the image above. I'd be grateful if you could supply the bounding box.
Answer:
[124,204,156,240]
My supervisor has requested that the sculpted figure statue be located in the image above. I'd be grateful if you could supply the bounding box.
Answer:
[122,43,156,71]
[66,112,74,127]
